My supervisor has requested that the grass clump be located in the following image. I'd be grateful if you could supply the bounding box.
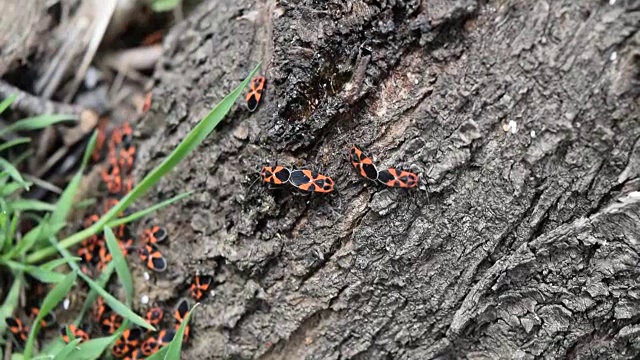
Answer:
[1,63,260,359]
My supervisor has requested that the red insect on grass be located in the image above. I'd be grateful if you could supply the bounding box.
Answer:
[93,296,107,321]
[145,307,164,326]
[6,317,28,342]
[29,307,56,328]
[174,298,189,324]
[112,328,142,358]
[101,313,122,335]
[60,324,90,343]
[141,329,175,355]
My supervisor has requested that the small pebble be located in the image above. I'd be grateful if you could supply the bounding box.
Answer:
[141,295,149,305]
[143,272,150,281]
[610,51,617,61]
[233,125,249,140]
[508,120,518,134]
[530,130,536,138]
[609,0,616,4]
[63,298,70,310]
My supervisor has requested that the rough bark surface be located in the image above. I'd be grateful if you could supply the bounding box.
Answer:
[134,0,640,359]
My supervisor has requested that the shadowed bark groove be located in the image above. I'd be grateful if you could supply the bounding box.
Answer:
[133,0,640,359]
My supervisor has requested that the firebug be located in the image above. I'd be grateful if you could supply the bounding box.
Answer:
[174,298,189,324]
[60,324,90,343]
[142,226,168,244]
[6,317,28,342]
[141,329,175,355]
[246,76,266,112]
[189,275,212,301]
[349,145,379,181]
[91,117,108,163]
[93,297,107,321]
[377,168,419,188]
[29,307,56,328]
[260,165,291,185]
[112,328,142,357]
[288,169,335,193]
[139,243,167,272]
[101,312,122,334]
[144,307,164,326]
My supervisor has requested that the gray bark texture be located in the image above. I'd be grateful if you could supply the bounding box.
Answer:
[132,0,640,359]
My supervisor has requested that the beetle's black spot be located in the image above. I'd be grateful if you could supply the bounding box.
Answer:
[247,95,258,111]
[290,170,311,186]
[362,163,378,180]
[151,257,167,272]
[275,168,291,182]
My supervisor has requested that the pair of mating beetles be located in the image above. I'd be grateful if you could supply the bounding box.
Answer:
[259,145,419,193]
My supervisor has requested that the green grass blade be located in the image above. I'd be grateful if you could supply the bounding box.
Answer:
[146,347,168,359]
[0,182,23,197]
[26,63,261,264]
[46,238,153,331]
[80,130,98,167]
[2,260,66,283]
[75,262,114,323]
[50,131,97,226]
[26,267,67,283]
[51,338,82,360]
[0,94,15,114]
[41,257,82,271]
[65,333,118,360]
[6,221,65,259]
[9,199,56,212]
[151,0,181,11]
[78,271,154,331]
[105,191,192,228]
[0,114,76,137]
[163,303,199,360]
[103,227,133,305]
[1,211,19,253]
[0,273,22,337]
[0,158,29,189]
[0,137,30,152]
[23,271,77,359]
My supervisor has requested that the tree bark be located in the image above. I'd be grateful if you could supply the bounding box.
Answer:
[133,0,640,359]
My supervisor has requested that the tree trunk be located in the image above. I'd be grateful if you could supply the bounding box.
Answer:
[133,0,640,359]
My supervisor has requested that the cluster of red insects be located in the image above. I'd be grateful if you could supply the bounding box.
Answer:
[259,145,419,193]
[6,73,415,357]
[246,76,420,192]
[6,116,212,358]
